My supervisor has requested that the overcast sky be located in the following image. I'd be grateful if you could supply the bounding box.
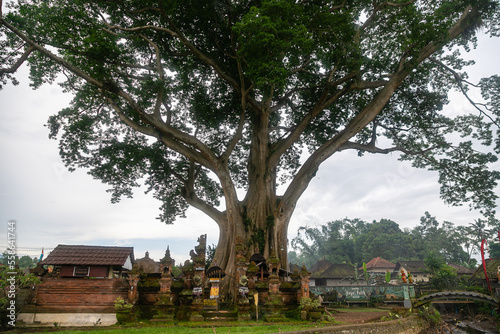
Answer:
[1,30,499,265]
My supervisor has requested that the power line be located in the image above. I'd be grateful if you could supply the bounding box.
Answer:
[0,246,54,253]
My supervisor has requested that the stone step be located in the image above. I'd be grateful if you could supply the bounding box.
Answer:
[203,310,238,321]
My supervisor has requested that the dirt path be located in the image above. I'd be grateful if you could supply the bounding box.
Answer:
[328,308,392,324]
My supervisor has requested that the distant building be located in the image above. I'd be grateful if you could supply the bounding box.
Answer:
[135,251,160,273]
[393,261,474,284]
[360,257,396,274]
[448,263,474,278]
[309,260,365,287]
[41,244,134,278]
[392,261,428,282]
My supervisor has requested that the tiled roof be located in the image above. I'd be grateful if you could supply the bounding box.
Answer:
[363,257,396,270]
[448,263,474,275]
[320,263,359,279]
[41,244,134,266]
[309,259,334,277]
[394,261,427,273]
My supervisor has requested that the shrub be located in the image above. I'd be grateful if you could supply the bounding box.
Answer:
[114,297,133,311]
[299,297,321,310]
[419,305,442,326]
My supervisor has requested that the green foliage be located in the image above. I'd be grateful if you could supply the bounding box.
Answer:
[298,297,321,311]
[17,255,38,269]
[233,0,314,91]
[489,243,500,258]
[205,244,216,270]
[284,308,301,320]
[251,228,266,254]
[265,215,275,230]
[0,267,40,310]
[424,252,458,291]
[137,278,160,292]
[290,212,475,269]
[380,307,413,321]
[419,306,443,326]
[1,0,500,275]
[385,270,391,284]
[114,297,133,311]
[291,218,366,267]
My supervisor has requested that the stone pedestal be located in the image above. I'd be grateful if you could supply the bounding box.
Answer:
[403,285,412,308]
[299,265,311,300]
[238,299,251,321]
[189,298,204,322]
[159,276,172,293]
[268,275,280,295]
[151,294,176,322]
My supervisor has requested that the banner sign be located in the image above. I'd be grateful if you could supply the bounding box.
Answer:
[193,287,203,296]
[210,283,219,299]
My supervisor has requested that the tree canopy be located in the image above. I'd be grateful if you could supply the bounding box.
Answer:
[290,212,485,268]
[1,0,500,288]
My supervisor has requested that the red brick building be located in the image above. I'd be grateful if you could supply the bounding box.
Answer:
[19,245,135,326]
[41,244,134,278]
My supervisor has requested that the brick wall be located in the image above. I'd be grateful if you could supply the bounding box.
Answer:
[30,278,129,313]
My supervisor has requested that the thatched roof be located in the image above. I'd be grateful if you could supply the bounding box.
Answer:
[471,258,500,282]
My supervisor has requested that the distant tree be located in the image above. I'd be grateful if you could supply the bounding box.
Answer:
[0,251,17,267]
[360,219,409,262]
[287,250,301,266]
[291,218,367,267]
[291,213,473,268]
[489,243,500,258]
[455,218,500,267]
[411,212,469,265]
[424,251,458,291]
[17,256,37,269]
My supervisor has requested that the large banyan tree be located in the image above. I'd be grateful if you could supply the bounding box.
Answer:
[1,0,499,291]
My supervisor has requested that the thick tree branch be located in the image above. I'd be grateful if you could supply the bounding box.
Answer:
[269,72,357,168]
[1,16,225,176]
[162,15,240,90]
[279,5,484,220]
[157,133,213,168]
[222,108,246,162]
[102,23,178,37]
[0,45,35,75]
[329,0,347,12]
[357,0,418,39]
[180,161,225,225]
[0,17,105,89]
[106,97,159,138]
[183,192,225,226]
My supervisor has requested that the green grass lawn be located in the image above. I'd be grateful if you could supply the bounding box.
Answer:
[14,324,321,334]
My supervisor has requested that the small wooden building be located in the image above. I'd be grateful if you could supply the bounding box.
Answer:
[41,244,134,278]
